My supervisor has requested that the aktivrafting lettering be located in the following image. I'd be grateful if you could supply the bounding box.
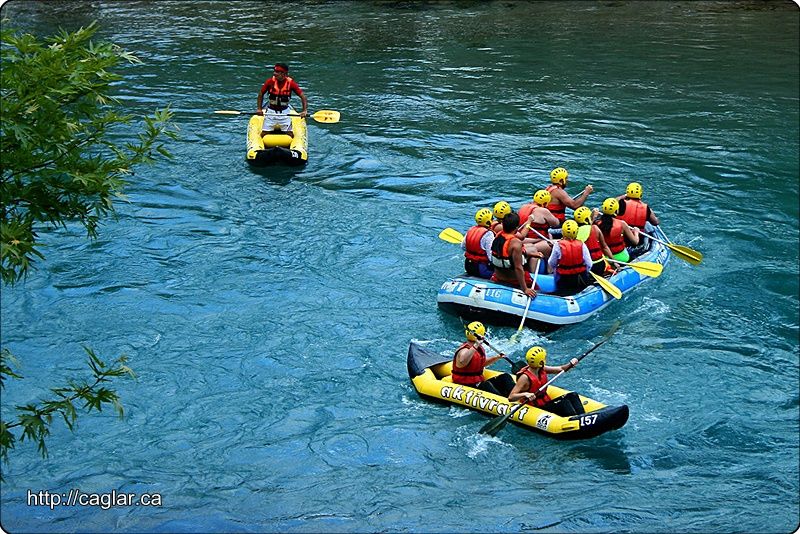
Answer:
[439,385,529,420]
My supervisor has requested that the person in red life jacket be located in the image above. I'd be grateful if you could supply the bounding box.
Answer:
[595,197,639,263]
[519,189,561,262]
[256,63,308,138]
[573,206,614,276]
[461,208,495,279]
[616,181,660,231]
[616,182,660,250]
[452,321,516,396]
[546,220,593,296]
[490,212,541,298]
[545,167,594,224]
[493,200,534,242]
[507,346,584,417]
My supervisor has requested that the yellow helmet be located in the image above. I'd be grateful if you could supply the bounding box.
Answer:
[465,321,486,342]
[550,167,569,185]
[533,189,551,206]
[493,201,512,220]
[562,220,579,239]
[626,182,643,199]
[601,197,619,216]
[573,206,592,225]
[526,346,547,368]
[475,208,493,227]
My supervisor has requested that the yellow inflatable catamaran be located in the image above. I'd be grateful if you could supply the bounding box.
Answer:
[246,107,308,167]
[407,342,629,439]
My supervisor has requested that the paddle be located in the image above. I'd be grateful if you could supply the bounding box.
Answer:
[509,257,539,343]
[479,323,618,437]
[646,233,702,265]
[576,224,592,242]
[589,271,622,299]
[606,259,663,278]
[438,227,465,244]
[483,337,526,374]
[529,229,623,300]
[213,109,341,124]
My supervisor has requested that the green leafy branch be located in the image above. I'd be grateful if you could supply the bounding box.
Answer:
[0,347,135,477]
[1,20,179,284]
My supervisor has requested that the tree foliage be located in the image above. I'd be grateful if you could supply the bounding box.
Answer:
[0,20,177,475]
[1,20,177,283]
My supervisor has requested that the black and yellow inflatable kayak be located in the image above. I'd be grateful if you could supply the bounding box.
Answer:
[407,342,628,439]
[246,107,308,167]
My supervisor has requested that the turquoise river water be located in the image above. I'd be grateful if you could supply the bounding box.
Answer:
[1,1,798,533]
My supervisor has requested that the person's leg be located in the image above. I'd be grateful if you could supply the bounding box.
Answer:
[485,374,516,397]
[262,110,294,138]
[566,391,585,414]
[261,110,279,134]
[465,259,479,277]
[523,240,551,265]
[555,274,580,296]
[278,111,294,137]
[478,375,518,397]
[477,262,494,280]
[476,380,502,396]
[543,395,578,417]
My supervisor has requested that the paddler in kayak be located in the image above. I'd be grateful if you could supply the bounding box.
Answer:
[507,346,583,416]
[452,322,515,397]
[256,63,308,138]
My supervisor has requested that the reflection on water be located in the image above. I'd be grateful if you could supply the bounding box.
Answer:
[569,436,633,475]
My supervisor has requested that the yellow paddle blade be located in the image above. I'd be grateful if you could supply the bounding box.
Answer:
[590,271,622,300]
[648,234,702,266]
[438,228,464,244]
[630,261,663,277]
[610,258,663,277]
[214,110,243,115]
[311,110,340,123]
[576,224,591,242]
[625,261,663,277]
[667,243,703,265]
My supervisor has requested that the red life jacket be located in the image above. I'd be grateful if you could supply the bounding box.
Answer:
[584,224,603,261]
[518,203,535,225]
[599,218,626,254]
[557,239,587,276]
[545,184,566,221]
[519,206,552,240]
[265,76,294,110]
[451,342,486,386]
[464,226,490,263]
[618,199,648,230]
[516,366,551,406]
